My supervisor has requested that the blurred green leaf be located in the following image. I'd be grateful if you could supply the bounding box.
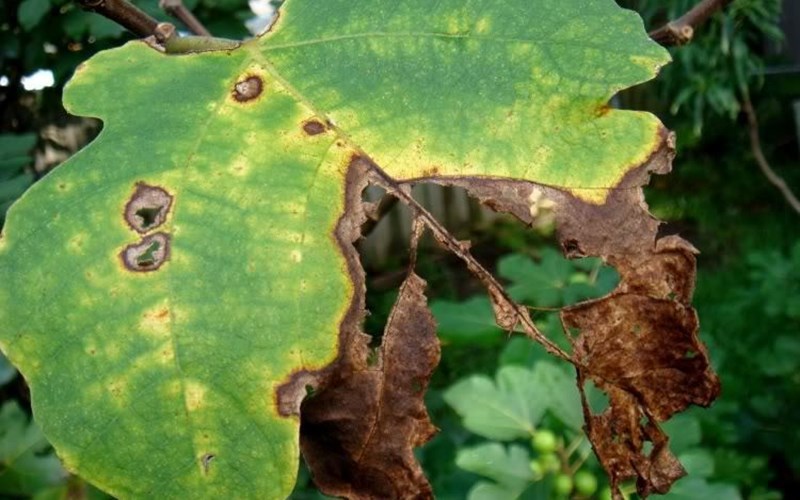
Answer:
[677,449,714,478]
[499,251,617,307]
[17,0,50,31]
[662,414,701,454]
[0,353,16,386]
[444,362,582,440]
[432,296,505,346]
[0,173,35,204]
[659,476,740,500]
[0,402,67,496]
[456,443,534,499]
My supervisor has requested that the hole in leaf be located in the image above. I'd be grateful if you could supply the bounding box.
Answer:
[124,183,173,233]
[305,384,316,398]
[201,453,215,474]
[562,238,584,257]
[584,380,610,415]
[120,233,171,272]
[136,241,160,267]
[135,206,162,230]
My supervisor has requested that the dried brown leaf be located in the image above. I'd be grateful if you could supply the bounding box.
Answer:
[299,271,440,499]
[425,129,720,497]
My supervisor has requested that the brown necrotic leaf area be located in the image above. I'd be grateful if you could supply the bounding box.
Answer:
[124,183,173,233]
[302,119,327,136]
[279,131,718,499]
[232,75,263,102]
[424,129,720,498]
[120,232,170,272]
[299,271,440,499]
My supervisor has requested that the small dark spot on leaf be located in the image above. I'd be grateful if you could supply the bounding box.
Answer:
[124,183,173,233]
[120,233,170,272]
[302,120,326,136]
[421,166,439,177]
[232,75,263,102]
[596,104,611,117]
[201,453,215,474]
[57,183,67,191]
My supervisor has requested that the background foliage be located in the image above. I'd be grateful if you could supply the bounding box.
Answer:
[0,0,798,498]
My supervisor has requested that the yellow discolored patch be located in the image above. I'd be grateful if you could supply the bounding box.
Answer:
[67,233,87,254]
[290,250,302,263]
[158,341,175,364]
[229,156,250,177]
[139,305,171,338]
[570,188,611,205]
[185,380,208,412]
[475,17,491,34]
[102,342,121,360]
[107,376,129,406]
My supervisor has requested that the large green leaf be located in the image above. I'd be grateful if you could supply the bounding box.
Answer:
[0,0,669,497]
[444,361,582,440]
[455,443,534,500]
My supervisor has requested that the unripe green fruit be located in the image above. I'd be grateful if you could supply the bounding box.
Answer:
[532,430,558,453]
[538,452,560,473]
[553,474,573,495]
[574,470,598,496]
[529,460,544,479]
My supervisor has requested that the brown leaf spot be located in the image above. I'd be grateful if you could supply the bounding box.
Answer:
[420,166,440,177]
[120,233,171,272]
[124,183,173,233]
[302,119,327,136]
[300,273,440,499]
[232,75,263,103]
[595,104,612,117]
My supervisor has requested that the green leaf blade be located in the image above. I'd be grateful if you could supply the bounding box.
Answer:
[262,0,670,202]
[0,41,355,498]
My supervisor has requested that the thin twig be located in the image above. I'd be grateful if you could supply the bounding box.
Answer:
[649,0,734,46]
[76,0,164,40]
[741,95,800,215]
[159,0,212,37]
[364,162,572,363]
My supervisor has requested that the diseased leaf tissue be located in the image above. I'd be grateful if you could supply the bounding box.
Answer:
[0,0,720,498]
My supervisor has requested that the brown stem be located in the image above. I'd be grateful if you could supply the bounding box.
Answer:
[159,0,212,37]
[75,0,166,40]
[742,96,800,215]
[363,161,572,363]
[649,0,734,46]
